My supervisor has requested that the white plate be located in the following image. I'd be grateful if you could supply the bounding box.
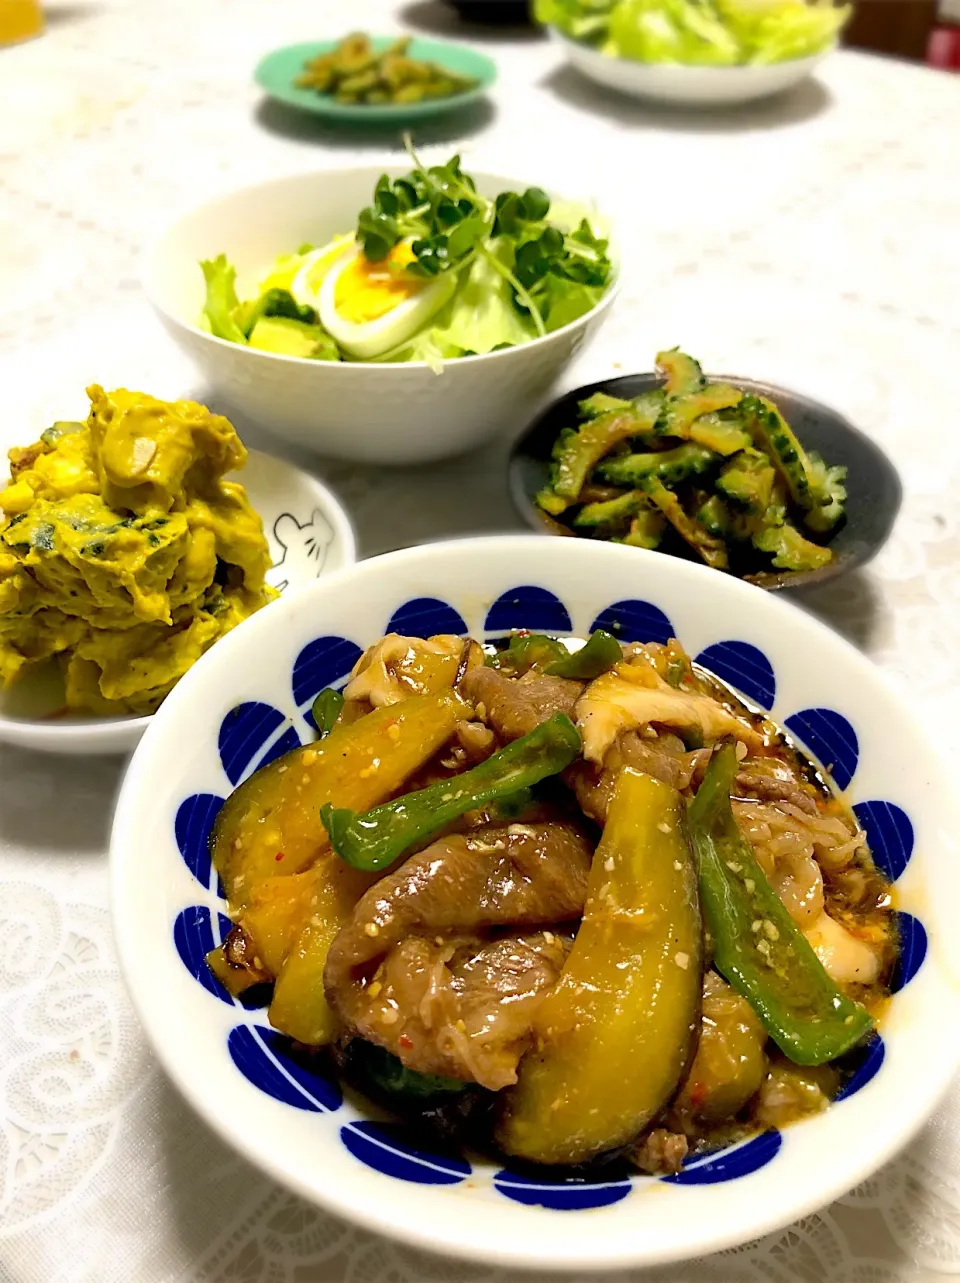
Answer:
[552,28,831,105]
[111,535,960,1272]
[0,449,356,755]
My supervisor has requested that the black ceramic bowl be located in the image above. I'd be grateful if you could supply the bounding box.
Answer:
[443,0,533,24]
[509,373,902,591]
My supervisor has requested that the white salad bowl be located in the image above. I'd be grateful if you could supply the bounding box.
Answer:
[0,451,356,756]
[111,535,960,1272]
[552,29,831,106]
[146,168,618,466]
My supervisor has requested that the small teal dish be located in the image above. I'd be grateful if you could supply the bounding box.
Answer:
[254,37,497,124]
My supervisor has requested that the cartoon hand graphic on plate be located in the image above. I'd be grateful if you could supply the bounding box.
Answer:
[271,509,335,592]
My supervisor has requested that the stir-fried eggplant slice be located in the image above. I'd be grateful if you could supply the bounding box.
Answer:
[673,972,768,1124]
[497,768,703,1165]
[211,693,465,900]
[207,864,337,995]
[266,861,373,1046]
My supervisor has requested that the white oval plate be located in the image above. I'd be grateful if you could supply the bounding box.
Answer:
[0,449,356,755]
[552,28,831,106]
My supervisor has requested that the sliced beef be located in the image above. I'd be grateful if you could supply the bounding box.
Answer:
[629,1128,689,1176]
[460,666,581,742]
[326,821,591,985]
[734,758,819,815]
[337,930,569,1090]
[325,820,592,1089]
[570,730,711,823]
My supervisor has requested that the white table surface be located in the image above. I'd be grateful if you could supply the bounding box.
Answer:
[2,3,960,1279]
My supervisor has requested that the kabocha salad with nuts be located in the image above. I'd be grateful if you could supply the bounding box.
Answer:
[207,627,894,1173]
[199,142,614,366]
[0,388,274,715]
[536,348,848,580]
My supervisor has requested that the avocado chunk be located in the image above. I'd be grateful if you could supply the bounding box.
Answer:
[247,316,339,361]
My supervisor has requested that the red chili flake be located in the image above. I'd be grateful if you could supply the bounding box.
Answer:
[398,1034,413,1050]
[275,851,285,862]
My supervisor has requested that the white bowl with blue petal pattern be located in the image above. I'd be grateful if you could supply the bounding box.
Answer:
[110,536,960,1272]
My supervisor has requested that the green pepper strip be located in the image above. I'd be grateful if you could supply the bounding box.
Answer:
[321,713,582,873]
[311,688,344,739]
[688,744,874,1066]
[544,629,622,680]
[489,632,566,674]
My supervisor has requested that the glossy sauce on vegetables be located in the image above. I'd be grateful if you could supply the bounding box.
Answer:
[206,628,897,1174]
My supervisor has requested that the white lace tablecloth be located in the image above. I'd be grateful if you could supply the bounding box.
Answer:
[2,2,960,1279]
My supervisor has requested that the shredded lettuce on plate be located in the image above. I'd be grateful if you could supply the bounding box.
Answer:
[398,247,539,363]
[716,0,849,63]
[537,0,849,65]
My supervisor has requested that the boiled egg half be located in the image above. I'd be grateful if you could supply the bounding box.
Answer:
[288,234,355,308]
[315,239,457,360]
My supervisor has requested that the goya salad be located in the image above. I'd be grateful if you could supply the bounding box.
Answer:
[536,348,848,578]
[199,145,614,367]
[538,0,849,66]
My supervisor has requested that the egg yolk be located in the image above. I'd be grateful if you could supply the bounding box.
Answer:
[334,241,425,324]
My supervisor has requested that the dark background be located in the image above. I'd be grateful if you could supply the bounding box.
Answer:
[844,0,941,61]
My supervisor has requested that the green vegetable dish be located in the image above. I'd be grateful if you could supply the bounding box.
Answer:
[296,33,479,105]
[537,0,849,65]
[198,141,614,366]
[536,347,848,579]
[207,627,896,1173]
